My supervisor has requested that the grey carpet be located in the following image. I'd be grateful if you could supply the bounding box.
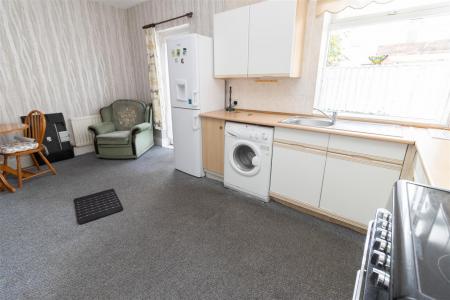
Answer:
[0,147,364,299]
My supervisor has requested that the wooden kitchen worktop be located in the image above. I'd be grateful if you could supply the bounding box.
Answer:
[200,109,450,190]
[414,133,450,189]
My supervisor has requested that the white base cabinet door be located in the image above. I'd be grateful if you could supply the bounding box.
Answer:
[319,153,401,225]
[270,142,326,207]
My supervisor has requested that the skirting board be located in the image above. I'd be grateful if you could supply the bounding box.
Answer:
[270,192,367,234]
[205,170,223,182]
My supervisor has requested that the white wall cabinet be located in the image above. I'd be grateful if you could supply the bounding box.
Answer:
[270,142,327,208]
[213,0,307,78]
[248,0,299,77]
[213,6,250,77]
[319,153,401,226]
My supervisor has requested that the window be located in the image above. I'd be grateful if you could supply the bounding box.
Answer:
[315,0,450,125]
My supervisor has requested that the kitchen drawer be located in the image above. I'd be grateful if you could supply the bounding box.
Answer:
[274,127,329,150]
[328,134,407,164]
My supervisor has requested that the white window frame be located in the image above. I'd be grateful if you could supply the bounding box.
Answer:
[314,2,450,127]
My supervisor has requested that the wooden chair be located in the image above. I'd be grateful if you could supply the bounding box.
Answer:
[2,110,56,188]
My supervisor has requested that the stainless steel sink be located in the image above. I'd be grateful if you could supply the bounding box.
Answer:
[280,117,335,127]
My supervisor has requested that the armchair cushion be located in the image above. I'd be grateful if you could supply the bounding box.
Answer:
[96,131,130,145]
[112,100,146,131]
[100,105,113,122]
[131,122,152,135]
[88,122,115,135]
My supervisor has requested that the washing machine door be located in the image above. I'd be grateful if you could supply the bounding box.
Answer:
[229,140,261,176]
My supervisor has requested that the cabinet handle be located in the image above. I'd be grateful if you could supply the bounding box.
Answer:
[219,126,223,130]
[327,148,403,166]
[273,141,326,156]
[327,152,402,171]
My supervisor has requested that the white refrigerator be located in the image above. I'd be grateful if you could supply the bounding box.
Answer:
[166,34,224,177]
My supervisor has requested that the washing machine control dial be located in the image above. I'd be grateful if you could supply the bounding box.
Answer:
[261,132,268,141]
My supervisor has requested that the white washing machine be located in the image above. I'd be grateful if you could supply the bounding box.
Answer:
[224,122,274,202]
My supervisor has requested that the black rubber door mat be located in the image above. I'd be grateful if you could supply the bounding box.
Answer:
[74,189,123,225]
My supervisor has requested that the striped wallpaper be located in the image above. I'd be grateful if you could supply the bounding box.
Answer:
[0,0,137,129]
[126,0,228,103]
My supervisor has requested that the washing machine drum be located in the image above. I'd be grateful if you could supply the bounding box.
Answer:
[230,142,261,176]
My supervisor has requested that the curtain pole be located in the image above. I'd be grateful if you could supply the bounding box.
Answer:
[142,12,193,29]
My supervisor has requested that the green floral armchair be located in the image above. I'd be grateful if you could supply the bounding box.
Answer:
[88,99,154,159]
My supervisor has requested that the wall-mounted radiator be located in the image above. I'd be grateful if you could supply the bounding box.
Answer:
[71,114,101,147]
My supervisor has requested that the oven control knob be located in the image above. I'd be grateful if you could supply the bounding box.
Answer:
[371,250,391,269]
[376,209,392,222]
[371,250,386,266]
[376,228,392,242]
[374,238,392,254]
[370,269,390,289]
[370,250,384,266]
[377,220,392,231]
[385,255,391,269]
[261,132,267,140]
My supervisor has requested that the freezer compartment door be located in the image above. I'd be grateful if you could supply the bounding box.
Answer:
[172,107,204,177]
[167,35,200,110]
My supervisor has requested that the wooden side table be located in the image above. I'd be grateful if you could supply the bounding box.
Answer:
[0,123,29,193]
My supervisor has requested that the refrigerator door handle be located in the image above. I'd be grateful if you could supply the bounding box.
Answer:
[192,90,199,107]
[192,116,200,131]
